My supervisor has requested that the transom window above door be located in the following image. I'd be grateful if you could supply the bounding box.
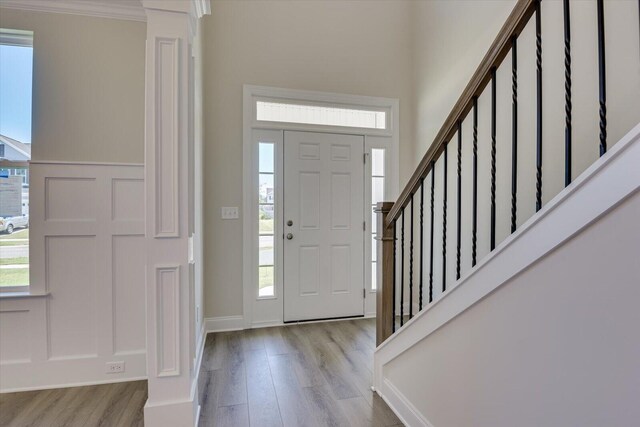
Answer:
[256,100,388,130]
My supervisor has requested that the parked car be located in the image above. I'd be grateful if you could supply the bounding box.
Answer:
[0,215,29,234]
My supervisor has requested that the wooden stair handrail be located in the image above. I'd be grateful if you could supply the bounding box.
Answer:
[387,0,536,227]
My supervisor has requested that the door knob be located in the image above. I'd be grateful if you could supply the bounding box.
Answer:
[286,233,294,240]
[287,220,293,226]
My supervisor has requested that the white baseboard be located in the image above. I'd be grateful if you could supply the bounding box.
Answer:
[144,397,199,427]
[204,315,244,333]
[378,379,433,427]
[250,319,283,329]
[0,350,147,393]
[0,374,148,394]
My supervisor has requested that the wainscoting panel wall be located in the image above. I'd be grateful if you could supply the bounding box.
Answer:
[0,162,146,392]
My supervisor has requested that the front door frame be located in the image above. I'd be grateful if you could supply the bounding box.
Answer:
[242,85,399,328]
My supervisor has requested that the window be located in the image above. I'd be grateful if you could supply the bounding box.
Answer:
[370,148,385,291]
[257,101,387,130]
[0,29,33,291]
[258,142,275,297]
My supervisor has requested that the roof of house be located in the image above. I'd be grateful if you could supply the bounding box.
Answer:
[0,134,31,160]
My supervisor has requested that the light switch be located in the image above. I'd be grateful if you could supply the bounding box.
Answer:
[221,207,239,219]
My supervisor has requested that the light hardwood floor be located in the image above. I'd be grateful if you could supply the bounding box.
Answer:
[0,380,146,427]
[199,318,403,427]
[0,319,401,427]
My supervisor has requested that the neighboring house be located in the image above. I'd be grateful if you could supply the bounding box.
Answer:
[0,133,31,162]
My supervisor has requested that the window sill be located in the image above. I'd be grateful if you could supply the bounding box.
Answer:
[0,291,50,299]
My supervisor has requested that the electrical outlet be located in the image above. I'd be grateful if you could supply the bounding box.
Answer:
[221,207,239,219]
[106,361,125,374]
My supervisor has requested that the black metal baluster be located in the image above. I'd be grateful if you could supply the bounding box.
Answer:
[597,0,607,156]
[490,68,497,251]
[429,163,435,303]
[419,179,425,311]
[472,98,478,267]
[400,210,405,327]
[564,0,572,186]
[511,37,518,233]
[392,220,397,333]
[456,121,462,280]
[442,145,448,293]
[536,0,543,212]
[409,196,414,320]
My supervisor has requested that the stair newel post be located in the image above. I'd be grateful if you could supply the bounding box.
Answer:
[375,202,396,346]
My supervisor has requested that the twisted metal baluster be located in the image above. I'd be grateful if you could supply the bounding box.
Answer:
[456,121,462,280]
[597,0,607,156]
[442,145,448,293]
[400,210,404,327]
[511,37,518,233]
[472,98,478,267]
[409,196,414,320]
[419,179,424,311]
[564,0,572,186]
[490,67,497,251]
[392,222,396,333]
[535,0,543,212]
[429,164,435,303]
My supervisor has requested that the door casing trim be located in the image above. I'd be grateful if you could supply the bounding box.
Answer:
[242,85,400,328]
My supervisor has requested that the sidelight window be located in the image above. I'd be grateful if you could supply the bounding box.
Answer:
[370,148,385,291]
[258,142,275,297]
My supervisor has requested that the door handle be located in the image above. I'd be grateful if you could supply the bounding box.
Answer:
[286,233,294,240]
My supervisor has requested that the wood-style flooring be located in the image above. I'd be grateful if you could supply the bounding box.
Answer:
[0,319,401,427]
[199,318,403,427]
[0,380,146,427]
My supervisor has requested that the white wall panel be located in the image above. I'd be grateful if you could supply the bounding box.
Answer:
[45,177,97,221]
[47,236,97,359]
[0,162,146,392]
[0,310,30,363]
[112,178,145,221]
[112,235,146,355]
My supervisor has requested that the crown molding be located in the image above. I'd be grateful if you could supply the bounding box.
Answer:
[0,0,147,22]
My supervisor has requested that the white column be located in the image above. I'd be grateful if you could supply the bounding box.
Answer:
[141,1,209,426]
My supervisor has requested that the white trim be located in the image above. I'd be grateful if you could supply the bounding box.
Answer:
[29,160,144,167]
[0,0,147,22]
[0,28,33,47]
[373,123,640,413]
[377,379,433,427]
[0,375,148,394]
[204,315,245,333]
[0,291,49,299]
[243,85,400,328]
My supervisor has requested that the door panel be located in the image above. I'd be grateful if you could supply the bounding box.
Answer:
[284,131,365,321]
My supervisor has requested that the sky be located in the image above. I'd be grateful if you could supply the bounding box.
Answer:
[0,44,33,144]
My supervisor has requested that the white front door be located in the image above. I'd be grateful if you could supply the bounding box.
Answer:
[283,131,365,322]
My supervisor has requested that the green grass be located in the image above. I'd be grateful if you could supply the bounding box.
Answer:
[0,228,29,240]
[0,228,29,246]
[0,257,28,265]
[0,268,29,287]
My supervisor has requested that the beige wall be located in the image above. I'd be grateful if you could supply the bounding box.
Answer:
[411,0,516,165]
[385,188,640,427]
[0,8,145,163]
[202,0,414,318]
[408,0,640,294]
